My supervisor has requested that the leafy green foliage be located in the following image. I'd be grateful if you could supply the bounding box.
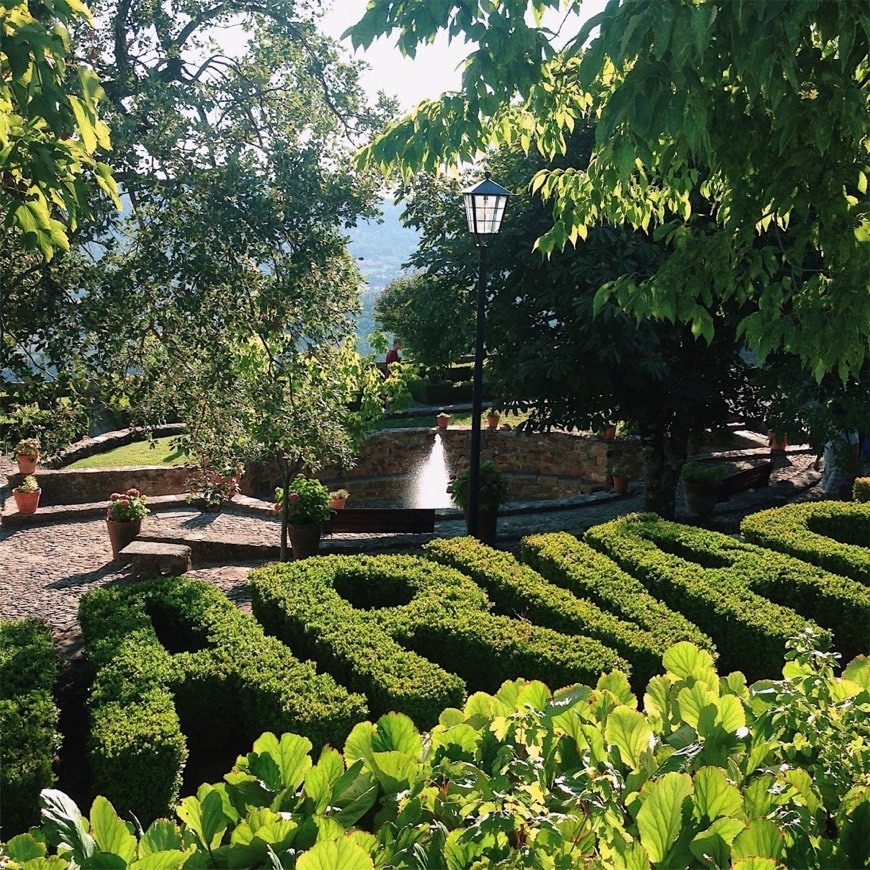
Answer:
[0,0,118,260]
[0,619,61,835]
[446,459,509,511]
[249,554,627,727]
[5,635,868,867]
[352,0,870,380]
[79,576,367,823]
[741,501,870,585]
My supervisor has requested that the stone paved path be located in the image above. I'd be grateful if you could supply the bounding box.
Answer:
[1,450,822,658]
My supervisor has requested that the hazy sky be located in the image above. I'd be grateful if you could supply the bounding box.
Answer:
[319,0,608,111]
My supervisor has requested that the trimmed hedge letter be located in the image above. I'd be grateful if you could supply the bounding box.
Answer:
[79,577,367,824]
[249,555,628,729]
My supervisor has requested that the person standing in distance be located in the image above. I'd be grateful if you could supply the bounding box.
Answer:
[385,339,401,368]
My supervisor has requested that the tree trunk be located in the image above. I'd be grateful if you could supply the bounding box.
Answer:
[641,424,689,520]
[280,462,290,562]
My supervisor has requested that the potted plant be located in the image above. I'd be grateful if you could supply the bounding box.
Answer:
[13,438,41,474]
[274,475,332,560]
[681,462,727,518]
[601,425,616,442]
[853,478,870,503]
[436,411,450,429]
[106,488,149,560]
[611,461,631,496]
[486,408,500,430]
[447,459,509,545]
[768,430,789,452]
[12,475,41,514]
[329,488,349,510]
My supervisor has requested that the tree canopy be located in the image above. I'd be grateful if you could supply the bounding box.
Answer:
[0,0,118,259]
[352,0,870,381]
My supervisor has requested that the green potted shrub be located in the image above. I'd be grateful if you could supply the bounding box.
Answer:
[611,461,631,496]
[12,475,41,515]
[106,488,149,560]
[681,461,727,518]
[13,438,41,474]
[274,476,332,560]
[447,459,509,545]
[486,408,500,430]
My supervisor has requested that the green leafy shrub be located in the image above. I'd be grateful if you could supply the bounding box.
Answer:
[681,460,728,490]
[424,536,664,687]
[249,555,627,726]
[521,531,714,653]
[600,512,870,664]
[0,619,60,835]
[5,633,868,868]
[446,460,509,510]
[741,501,870,585]
[79,577,367,823]
[584,514,847,678]
[274,475,332,524]
[854,477,870,502]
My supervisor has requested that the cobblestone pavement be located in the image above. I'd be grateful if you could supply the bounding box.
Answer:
[0,450,822,658]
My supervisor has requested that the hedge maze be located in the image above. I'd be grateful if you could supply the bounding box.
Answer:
[73,502,869,825]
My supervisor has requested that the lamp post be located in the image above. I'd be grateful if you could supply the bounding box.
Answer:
[462,171,510,538]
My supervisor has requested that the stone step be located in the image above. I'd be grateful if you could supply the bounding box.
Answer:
[0,494,187,526]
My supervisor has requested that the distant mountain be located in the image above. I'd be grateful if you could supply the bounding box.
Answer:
[346,200,420,354]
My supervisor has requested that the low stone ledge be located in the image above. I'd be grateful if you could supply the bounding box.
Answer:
[119,540,192,577]
[1,493,187,526]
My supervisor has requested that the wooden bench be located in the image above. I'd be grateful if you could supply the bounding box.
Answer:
[119,541,192,577]
[717,462,773,502]
[325,508,436,534]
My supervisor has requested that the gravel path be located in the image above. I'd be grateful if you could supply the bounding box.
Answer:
[1,450,822,658]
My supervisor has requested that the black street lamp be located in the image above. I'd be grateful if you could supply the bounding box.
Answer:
[462,171,510,538]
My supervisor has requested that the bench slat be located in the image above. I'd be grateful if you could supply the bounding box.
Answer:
[717,462,773,502]
[326,508,435,534]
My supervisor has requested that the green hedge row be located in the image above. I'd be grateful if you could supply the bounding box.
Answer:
[249,555,627,728]
[584,514,833,679]
[520,532,714,655]
[0,619,60,836]
[611,513,870,664]
[741,501,870,586]
[79,576,367,824]
[424,536,665,687]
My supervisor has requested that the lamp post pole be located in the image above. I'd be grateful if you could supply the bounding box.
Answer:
[466,242,489,537]
[462,171,509,541]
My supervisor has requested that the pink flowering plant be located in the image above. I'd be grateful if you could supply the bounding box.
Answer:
[274,475,331,525]
[106,488,149,522]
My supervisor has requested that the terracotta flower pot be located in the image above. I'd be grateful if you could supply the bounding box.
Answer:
[486,413,500,430]
[288,522,322,560]
[329,497,347,510]
[107,518,142,561]
[768,431,788,453]
[437,414,450,429]
[16,454,38,474]
[13,488,40,514]
[602,425,616,442]
[612,474,630,496]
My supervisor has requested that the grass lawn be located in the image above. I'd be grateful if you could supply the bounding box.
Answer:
[67,436,189,469]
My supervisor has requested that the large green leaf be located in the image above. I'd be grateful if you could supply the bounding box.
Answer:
[2,834,47,862]
[130,852,193,870]
[605,705,654,771]
[677,682,717,731]
[370,712,422,758]
[369,750,419,794]
[296,837,374,870]
[139,819,183,856]
[89,796,137,863]
[689,817,744,866]
[662,643,718,691]
[692,767,744,823]
[636,772,692,864]
[39,789,95,864]
[176,789,229,851]
[842,655,870,690]
[250,732,313,792]
[329,761,379,828]
[731,818,784,861]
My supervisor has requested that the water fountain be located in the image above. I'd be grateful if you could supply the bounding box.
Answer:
[409,432,455,509]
